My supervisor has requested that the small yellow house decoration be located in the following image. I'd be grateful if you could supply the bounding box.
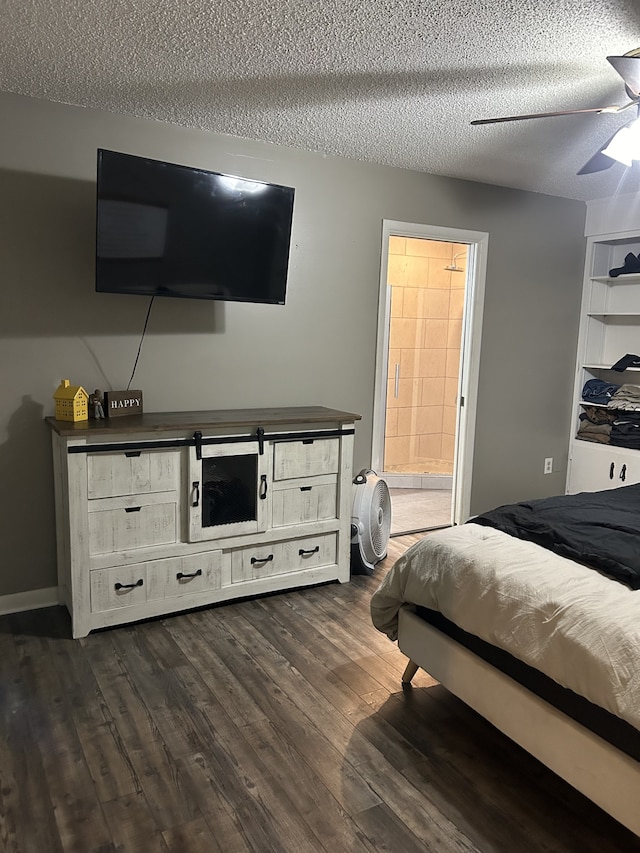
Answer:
[53,379,89,422]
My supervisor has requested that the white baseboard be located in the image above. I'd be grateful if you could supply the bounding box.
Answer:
[0,587,59,616]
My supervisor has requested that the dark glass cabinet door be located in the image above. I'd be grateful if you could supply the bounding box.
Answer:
[202,454,257,527]
[188,443,268,541]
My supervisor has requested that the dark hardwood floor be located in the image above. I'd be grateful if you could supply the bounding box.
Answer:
[2,534,639,853]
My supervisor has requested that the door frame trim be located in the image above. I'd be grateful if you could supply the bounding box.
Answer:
[372,220,489,525]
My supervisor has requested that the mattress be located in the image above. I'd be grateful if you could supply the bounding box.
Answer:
[370,523,640,732]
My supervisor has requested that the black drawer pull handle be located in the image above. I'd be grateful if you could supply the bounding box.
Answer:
[177,569,203,580]
[300,486,312,492]
[610,462,615,479]
[114,579,143,591]
[620,463,627,482]
[259,474,268,500]
[302,439,314,445]
[251,554,274,565]
[124,450,141,457]
[299,546,320,556]
[125,506,141,513]
[192,481,200,507]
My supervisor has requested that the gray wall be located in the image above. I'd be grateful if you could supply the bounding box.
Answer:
[0,91,586,598]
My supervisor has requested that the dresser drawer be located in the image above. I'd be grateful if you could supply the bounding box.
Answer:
[231,532,337,582]
[271,476,337,527]
[91,565,147,612]
[88,497,178,555]
[146,551,223,601]
[272,438,339,481]
[90,551,224,613]
[87,449,179,499]
[283,532,337,571]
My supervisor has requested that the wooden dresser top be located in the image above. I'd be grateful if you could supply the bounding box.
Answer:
[45,405,361,437]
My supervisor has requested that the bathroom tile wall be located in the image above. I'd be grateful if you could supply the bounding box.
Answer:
[384,237,465,474]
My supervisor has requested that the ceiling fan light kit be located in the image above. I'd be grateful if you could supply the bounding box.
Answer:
[471,48,640,175]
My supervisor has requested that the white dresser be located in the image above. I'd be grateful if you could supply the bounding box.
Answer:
[47,406,360,637]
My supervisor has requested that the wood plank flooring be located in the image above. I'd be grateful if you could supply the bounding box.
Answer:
[1,534,639,853]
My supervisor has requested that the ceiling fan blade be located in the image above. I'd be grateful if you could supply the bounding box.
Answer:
[576,128,621,175]
[577,150,615,175]
[607,55,640,97]
[471,106,621,125]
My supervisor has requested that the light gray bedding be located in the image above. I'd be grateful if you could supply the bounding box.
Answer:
[371,524,640,730]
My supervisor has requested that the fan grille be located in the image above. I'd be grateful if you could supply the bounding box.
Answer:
[369,479,391,558]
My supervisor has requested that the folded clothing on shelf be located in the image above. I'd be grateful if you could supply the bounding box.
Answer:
[576,419,611,444]
[607,383,640,411]
[581,378,620,405]
[576,406,616,444]
[580,406,617,425]
[611,353,640,371]
[609,253,640,277]
[611,420,640,448]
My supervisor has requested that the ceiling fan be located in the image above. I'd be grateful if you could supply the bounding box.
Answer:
[471,48,640,174]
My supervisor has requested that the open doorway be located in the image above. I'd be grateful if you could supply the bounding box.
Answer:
[372,221,488,536]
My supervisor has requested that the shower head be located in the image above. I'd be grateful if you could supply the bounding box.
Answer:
[445,251,466,272]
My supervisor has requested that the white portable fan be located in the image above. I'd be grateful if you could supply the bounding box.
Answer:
[350,469,392,575]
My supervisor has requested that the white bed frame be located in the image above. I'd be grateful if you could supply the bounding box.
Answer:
[397,606,640,836]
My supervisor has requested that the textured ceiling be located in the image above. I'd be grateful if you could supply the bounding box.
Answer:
[2,0,640,200]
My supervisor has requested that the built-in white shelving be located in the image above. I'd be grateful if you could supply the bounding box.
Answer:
[567,227,640,494]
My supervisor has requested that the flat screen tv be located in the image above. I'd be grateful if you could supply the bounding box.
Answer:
[95,149,295,304]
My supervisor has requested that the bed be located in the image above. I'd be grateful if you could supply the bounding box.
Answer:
[370,485,640,836]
